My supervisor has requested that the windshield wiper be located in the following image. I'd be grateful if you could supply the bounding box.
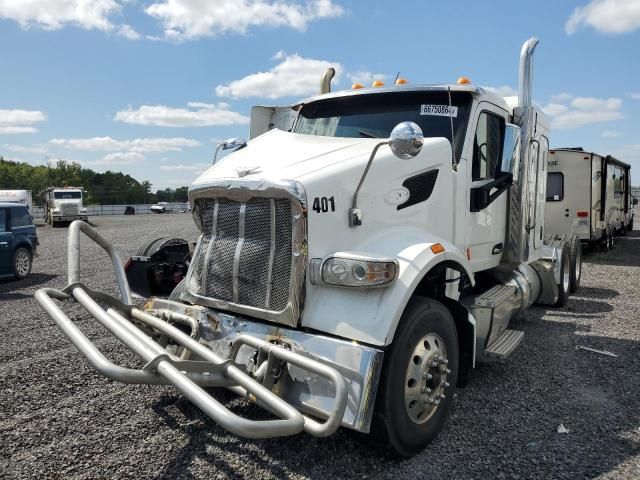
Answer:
[359,129,379,139]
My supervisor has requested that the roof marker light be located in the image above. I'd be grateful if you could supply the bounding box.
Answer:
[372,80,385,87]
[457,76,471,85]
[395,78,408,85]
[351,83,364,89]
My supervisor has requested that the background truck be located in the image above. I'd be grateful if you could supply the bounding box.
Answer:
[37,37,582,457]
[0,190,33,213]
[42,186,88,226]
[545,148,633,252]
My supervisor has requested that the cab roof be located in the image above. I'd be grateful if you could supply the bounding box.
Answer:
[297,83,513,112]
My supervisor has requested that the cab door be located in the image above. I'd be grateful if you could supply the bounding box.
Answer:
[465,105,510,271]
[0,209,12,274]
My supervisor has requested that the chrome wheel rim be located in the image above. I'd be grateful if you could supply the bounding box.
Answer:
[562,253,570,294]
[15,251,30,276]
[404,333,450,424]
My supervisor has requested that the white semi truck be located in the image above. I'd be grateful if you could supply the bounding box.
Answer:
[36,38,581,456]
[545,148,633,251]
[42,186,88,226]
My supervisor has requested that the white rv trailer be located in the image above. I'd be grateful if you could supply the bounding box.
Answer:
[545,148,633,251]
[0,190,33,212]
[37,38,583,457]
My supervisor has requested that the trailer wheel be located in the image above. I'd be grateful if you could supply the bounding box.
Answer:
[565,234,582,293]
[556,246,570,307]
[372,297,458,457]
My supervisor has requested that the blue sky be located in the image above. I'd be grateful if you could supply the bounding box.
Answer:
[1,0,639,189]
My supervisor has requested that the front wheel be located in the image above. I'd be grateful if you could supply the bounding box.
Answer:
[14,247,32,279]
[372,297,458,457]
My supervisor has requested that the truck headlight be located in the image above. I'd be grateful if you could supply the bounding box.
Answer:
[310,254,398,288]
[52,208,60,213]
[80,207,88,213]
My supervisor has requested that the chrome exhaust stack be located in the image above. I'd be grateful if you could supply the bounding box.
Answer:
[518,37,539,109]
[320,67,336,94]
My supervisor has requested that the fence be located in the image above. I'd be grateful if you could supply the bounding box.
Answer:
[32,203,190,217]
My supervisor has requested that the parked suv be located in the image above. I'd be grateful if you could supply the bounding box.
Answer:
[0,203,38,279]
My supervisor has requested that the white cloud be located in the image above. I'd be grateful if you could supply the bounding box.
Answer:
[347,71,388,86]
[145,0,344,41]
[216,53,341,99]
[0,0,120,31]
[101,151,145,163]
[117,24,141,40]
[602,130,622,137]
[631,92,640,100]
[0,109,47,134]
[114,102,249,127]
[3,144,47,154]
[566,0,640,35]
[482,85,518,97]
[50,136,201,153]
[542,95,624,129]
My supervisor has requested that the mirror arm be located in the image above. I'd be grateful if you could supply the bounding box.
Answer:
[349,141,389,227]
[212,143,225,165]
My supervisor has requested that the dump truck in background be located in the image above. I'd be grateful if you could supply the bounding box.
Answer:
[545,148,634,253]
[42,186,88,226]
[0,190,33,213]
[37,38,583,457]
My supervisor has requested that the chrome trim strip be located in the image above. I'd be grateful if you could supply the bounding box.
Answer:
[201,199,219,294]
[232,203,246,303]
[265,199,276,308]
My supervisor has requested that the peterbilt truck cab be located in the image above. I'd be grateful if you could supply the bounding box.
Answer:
[37,38,580,457]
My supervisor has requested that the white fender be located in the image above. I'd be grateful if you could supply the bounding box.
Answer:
[301,230,475,346]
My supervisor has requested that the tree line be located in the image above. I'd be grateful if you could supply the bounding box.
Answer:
[0,157,189,205]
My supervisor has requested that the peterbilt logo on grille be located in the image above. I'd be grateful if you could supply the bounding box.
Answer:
[235,166,262,177]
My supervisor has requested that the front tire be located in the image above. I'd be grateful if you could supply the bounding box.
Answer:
[372,297,458,457]
[14,247,32,279]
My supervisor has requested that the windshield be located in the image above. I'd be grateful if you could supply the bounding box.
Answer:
[294,91,473,161]
[54,191,82,199]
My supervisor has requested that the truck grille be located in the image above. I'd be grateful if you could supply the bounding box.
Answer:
[188,197,297,317]
[61,204,78,216]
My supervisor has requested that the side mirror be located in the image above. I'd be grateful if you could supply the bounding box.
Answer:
[213,137,247,164]
[389,122,424,159]
[501,123,521,174]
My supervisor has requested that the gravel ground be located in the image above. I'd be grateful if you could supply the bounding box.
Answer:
[1,215,639,479]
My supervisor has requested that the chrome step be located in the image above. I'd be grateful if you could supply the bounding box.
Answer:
[484,329,524,360]
[475,284,516,308]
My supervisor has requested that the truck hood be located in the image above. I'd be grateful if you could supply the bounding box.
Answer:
[192,129,379,187]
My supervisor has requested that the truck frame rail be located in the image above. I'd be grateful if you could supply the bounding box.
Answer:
[35,221,348,439]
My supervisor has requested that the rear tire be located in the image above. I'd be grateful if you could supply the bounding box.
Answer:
[556,246,570,307]
[371,297,458,457]
[565,234,582,293]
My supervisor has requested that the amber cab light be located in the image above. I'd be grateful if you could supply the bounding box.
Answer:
[577,211,589,217]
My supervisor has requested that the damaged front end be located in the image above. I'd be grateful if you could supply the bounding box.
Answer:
[36,221,383,439]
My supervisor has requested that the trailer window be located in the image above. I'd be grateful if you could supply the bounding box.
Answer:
[546,172,564,201]
[54,191,82,199]
[0,209,6,232]
[294,91,472,162]
[472,111,504,181]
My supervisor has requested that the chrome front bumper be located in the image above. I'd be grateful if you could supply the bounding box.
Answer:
[35,221,383,438]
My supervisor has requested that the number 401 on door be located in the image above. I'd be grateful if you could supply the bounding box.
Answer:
[312,196,336,213]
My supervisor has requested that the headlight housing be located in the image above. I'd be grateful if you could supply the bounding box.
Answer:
[52,207,60,213]
[80,207,88,213]
[310,253,398,288]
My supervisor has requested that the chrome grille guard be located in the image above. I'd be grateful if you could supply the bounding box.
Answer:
[35,221,347,439]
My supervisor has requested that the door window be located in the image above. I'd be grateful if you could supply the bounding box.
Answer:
[546,173,564,201]
[10,207,32,228]
[472,112,505,180]
[0,209,6,232]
